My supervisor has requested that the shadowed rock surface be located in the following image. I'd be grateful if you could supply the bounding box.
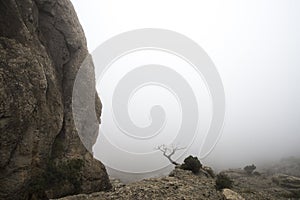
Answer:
[0,0,111,199]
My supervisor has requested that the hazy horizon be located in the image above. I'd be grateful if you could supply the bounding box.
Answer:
[70,0,300,175]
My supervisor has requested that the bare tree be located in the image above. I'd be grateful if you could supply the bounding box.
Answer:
[155,144,185,166]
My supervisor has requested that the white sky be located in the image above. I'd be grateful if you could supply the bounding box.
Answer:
[71,0,300,171]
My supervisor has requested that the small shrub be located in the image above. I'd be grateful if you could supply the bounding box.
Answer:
[180,155,202,174]
[28,175,48,199]
[253,171,261,176]
[244,164,256,175]
[291,190,300,198]
[28,159,84,197]
[203,166,215,178]
[45,159,84,192]
[281,190,300,198]
[215,173,233,190]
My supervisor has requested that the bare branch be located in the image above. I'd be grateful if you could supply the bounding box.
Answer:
[174,146,186,151]
[155,144,186,166]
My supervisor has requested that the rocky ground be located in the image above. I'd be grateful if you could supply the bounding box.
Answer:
[56,162,300,200]
[56,168,223,200]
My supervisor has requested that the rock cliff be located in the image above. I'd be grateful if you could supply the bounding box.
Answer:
[0,0,111,199]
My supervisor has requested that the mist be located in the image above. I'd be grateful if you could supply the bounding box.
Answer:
[70,0,300,176]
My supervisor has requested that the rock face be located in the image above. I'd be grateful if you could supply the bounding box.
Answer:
[0,0,111,199]
[272,174,300,197]
[272,174,300,189]
[222,169,300,199]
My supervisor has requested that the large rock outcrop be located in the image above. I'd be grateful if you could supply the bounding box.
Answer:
[0,0,111,199]
[272,174,300,197]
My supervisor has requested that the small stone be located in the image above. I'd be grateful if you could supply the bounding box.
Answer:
[222,189,245,200]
